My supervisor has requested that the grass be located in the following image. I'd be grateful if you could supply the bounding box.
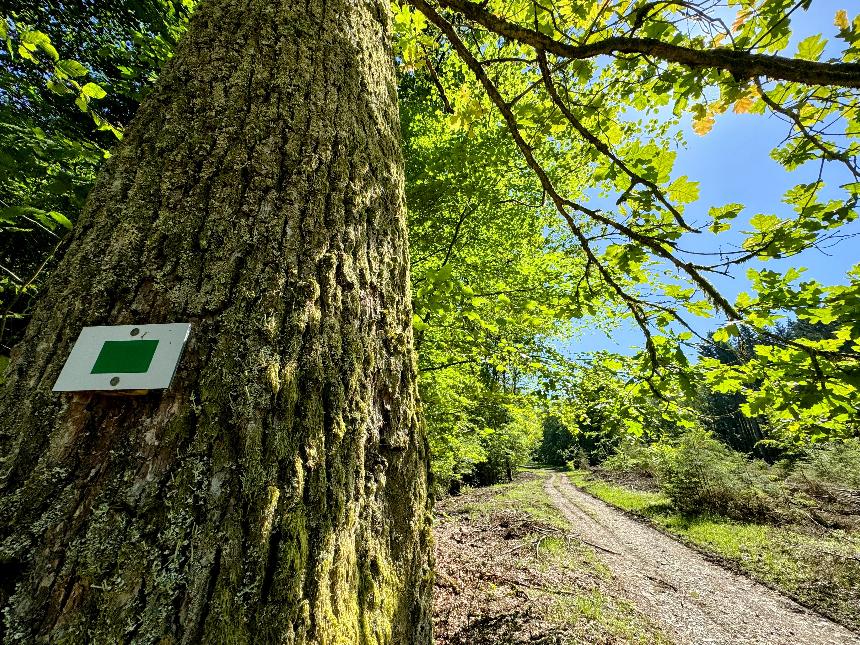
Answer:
[546,588,671,645]
[567,471,665,514]
[567,469,860,631]
[489,471,572,530]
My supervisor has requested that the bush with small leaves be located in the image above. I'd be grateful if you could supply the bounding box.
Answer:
[660,429,787,522]
[601,438,673,480]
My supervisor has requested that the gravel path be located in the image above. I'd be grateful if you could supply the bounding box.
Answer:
[546,472,860,645]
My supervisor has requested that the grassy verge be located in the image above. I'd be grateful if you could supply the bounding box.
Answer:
[567,469,860,631]
[481,469,578,529]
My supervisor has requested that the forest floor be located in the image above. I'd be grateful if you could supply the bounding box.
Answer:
[433,469,860,645]
[433,470,671,644]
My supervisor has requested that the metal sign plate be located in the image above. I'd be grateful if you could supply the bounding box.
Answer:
[53,323,191,392]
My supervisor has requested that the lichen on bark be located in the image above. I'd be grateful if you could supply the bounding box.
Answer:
[0,0,433,642]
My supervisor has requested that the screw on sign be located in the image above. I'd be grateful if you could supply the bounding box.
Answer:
[52,323,191,393]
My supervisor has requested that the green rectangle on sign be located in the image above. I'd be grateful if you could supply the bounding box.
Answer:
[90,339,159,374]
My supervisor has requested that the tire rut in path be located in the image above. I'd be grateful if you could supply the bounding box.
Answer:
[545,472,860,645]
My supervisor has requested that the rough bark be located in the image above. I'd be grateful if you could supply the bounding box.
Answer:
[0,0,433,642]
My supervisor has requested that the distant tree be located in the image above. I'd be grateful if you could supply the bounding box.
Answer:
[538,415,575,467]
[699,327,771,458]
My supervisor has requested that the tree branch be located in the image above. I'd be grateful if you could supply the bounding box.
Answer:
[421,42,454,113]
[409,0,860,370]
[536,50,695,232]
[434,0,860,88]
[754,79,860,181]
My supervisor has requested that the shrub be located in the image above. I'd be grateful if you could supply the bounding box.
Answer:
[786,439,860,522]
[567,447,590,470]
[792,438,860,489]
[660,429,786,521]
[601,438,671,479]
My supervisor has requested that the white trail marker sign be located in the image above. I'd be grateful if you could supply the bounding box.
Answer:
[52,323,190,392]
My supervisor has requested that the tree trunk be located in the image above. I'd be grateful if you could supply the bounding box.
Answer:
[0,0,432,642]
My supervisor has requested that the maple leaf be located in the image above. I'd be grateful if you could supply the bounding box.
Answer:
[734,95,755,114]
[834,9,849,30]
[732,9,751,32]
[692,114,715,136]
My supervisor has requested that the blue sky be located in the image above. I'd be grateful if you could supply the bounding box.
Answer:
[568,1,859,355]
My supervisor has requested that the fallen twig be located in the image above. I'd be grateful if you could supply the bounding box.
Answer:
[645,573,679,591]
[577,537,622,556]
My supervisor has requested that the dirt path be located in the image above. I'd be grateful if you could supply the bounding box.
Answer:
[434,472,673,644]
[546,472,860,645]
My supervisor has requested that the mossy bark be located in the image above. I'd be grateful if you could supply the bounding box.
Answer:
[0,0,432,642]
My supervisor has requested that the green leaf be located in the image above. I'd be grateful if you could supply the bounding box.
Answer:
[749,213,780,232]
[21,30,58,61]
[0,205,71,231]
[800,308,838,325]
[48,211,72,229]
[46,79,72,95]
[81,82,107,99]
[604,358,623,371]
[708,203,743,232]
[796,34,826,61]
[668,176,700,204]
[735,292,754,309]
[431,264,453,284]
[18,44,36,62]
[709,203,743,221]
[56,59,88,77]
[842,181,860,196]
